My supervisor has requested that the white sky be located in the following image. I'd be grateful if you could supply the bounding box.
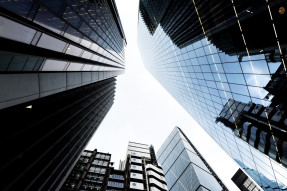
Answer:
[86,0,241,190]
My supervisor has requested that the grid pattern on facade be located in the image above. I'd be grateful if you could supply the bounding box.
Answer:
[61,150,112,191]
[125,141,168,191]
[0,0,126,72]
[232,168,261,191]
[157,128,227,191]
[138,1,287,190]
[0,78,116,191]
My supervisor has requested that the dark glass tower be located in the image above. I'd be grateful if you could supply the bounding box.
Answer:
[0,0,126,109]
[0,0,126,190]
[138,0,287,190]
[0,78,116,190]
[157,127,228,191]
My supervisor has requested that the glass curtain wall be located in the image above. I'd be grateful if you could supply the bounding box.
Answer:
[138,0,287,190]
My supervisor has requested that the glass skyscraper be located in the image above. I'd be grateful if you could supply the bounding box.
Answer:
[0,0,126,109]
[0,0,126,190]
[157,127,228,191]
[138,0,287,190]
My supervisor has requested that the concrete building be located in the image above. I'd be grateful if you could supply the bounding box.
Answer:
[123,141,168,191]
[61,149,125,191]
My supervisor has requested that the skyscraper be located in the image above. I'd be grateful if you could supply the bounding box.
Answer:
[61,142,168,191]
[157,127,228,191]
[138,0,287,190]
[122,141,168,191]
[61,149,126,191]
[0,0,126,190]
[0,0,126,109]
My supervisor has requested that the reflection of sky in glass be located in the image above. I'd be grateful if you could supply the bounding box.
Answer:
[157,128,225,191]
[138,9,287,190]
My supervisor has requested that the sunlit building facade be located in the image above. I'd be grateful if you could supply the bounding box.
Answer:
[138,0,287,190]
[0,0,126,190]
[157,127,228,191]
[122,141,168,191]
[61,142,168,191]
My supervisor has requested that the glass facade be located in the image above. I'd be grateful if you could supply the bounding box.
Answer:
[0,0,126,190]
[0,0,126,109]
[138,0,287,190]
[0,78,117,190]
[0,0,126,72]
[106,168,126,191]
[232,168,262,191]
[157,127,227,191]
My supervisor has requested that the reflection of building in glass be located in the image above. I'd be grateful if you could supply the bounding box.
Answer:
[235,159,286,190]
[216,98,287,168]
[138,0,287,190]
[138,0,170,35]
[122,141,168,191]
[139,0,287,51]
[264,64,287,108]
[139,0,199,47]
[215,65,287,168]
[61,149,125,191]
[0,0,126,190]
[206,1,287,59]
[232,168,261,191]
[157,127,228,191]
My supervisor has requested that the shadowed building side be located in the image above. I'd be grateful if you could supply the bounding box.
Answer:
[0,0,126,190]
[0,78,116,190]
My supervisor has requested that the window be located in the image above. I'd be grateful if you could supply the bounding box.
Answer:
[86,173,104,183]
[95,154,110,160]
[75,163,85,171]
[89,166,106,174]
[100,168,106,174]
[80,183,101,190]
[110,174,124,180]
[79,157,89,163]
[108,181,124,188]
[34,6,65,34]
